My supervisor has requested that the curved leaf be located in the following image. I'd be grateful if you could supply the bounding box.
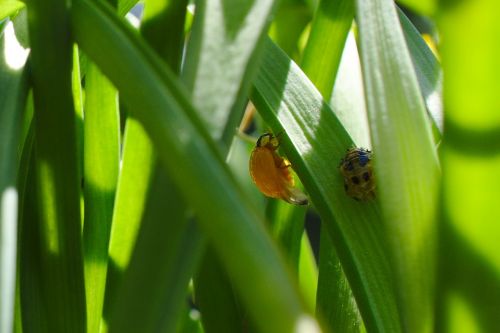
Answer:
[0,21,28,333]
[83,62,120,333]
[356,0,440,331]
[399,7,442,133]
[251,37,400,333]
[71,1,317,332]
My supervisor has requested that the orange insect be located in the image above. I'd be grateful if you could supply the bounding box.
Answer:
[249,133,308,205]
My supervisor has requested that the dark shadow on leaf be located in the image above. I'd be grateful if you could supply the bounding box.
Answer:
[222,0,255,40]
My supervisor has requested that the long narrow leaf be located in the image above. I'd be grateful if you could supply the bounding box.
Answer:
[267,0,311,59]
[184,0,298,330]
[106,1,205,332]
[83,62,120,333]
[398,7,442,133]
[0,21,28,333]
[298,233,318,312]
[14,95,34,333]
[355,0,440,331]
[18,152,47,332]
[0,0,24,21]
[106,120,154,273]
[315,32,367,333]
[267,200,307,272]
[102,119,155,333]
[109,171,204,333]
[104,6,176,331]
[72,45,84,196]
[301,0,354,101]
[194,251,244,333]
[71,1,317,332]
[182,0,279,146]
[300,2,365,331]
[26,0,86,331]
[251,37,400,333]
[316,231,363,333]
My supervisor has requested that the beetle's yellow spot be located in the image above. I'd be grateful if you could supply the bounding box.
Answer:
[250,133,308,205]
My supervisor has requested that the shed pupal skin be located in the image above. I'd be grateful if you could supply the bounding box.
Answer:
[249,133,308,205]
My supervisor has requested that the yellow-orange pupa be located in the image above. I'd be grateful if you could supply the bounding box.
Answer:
[249,133,308,205]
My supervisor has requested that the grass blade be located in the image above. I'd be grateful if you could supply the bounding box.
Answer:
[398,7,442,133]
[316,230,363,333]
[301,0,354,101]
[267,0,311,59]
[109,171,204,333]
[83,62,120,333]
[0,21,28,333]
[107,122,154,274]
[26,0,86,330]
[298,233,318,311]
[185,0,303,330]
[0,0,24,21]
[316,32,367,333]
[300,2,365,331]
[102,119,154,332]
[18,152,47,332]
[355,0,440,331]
[438,0,500,331]
[14,93,33,333]
[267,200,307,272]
[71,1,317,332]
[72,45,84,193]
[194,251,245,333]
[106,1,205,332]
[251,37,400,333]
[182,0,278,146]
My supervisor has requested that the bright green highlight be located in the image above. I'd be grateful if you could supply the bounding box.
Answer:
[443,150,500,275]
[446,292,481,333]
[0,0,24,21]
[440,0,500,130]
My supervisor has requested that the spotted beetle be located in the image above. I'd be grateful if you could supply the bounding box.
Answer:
[339,148,375,201]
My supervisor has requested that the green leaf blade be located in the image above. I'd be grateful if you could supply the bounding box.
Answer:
[26,0,86,331]
[398,8,442,134]
[355,0,440,331]
[82,62,120,333]
[183,0,278,146]
[300,2,365,330]
[71,1,315,332]
[252,38,401,333]
[316,230,363,333]
[0,0,24,21]
[301,0,354,101]
[106,1,205,332]
[0,21,29,333]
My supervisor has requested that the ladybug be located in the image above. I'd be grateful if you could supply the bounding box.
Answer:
[339,148,375,201]
[249,133,308,205]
